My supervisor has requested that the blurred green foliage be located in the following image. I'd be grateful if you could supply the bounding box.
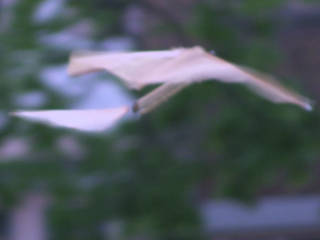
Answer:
[0,0,319,239]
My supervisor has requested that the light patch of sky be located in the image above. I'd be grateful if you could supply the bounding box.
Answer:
[14,91,48,108]
[56,135,85,159]
[39,19,96,50]
[9,50,42,78]
[0,137,31,161]
[40,65,134,115]
[123,5,145,35]
[33,0,64,23]
[2,0,18,6]
[202,196,320,232]
[39,31,93,50]
[99,37,135,51]
[0,2,14,32]
[102,220,125,240]
[73,81,133,109]
[40,65,91,97]
[66,20,95,36]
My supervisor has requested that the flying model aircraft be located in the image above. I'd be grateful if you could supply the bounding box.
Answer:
[12,46,313,132]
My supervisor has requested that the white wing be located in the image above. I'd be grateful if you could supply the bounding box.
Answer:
[239,66,313,111]
[67,47,255,89]
[11,107,129,132]
[68,46,312,111]
[67,49,184,89]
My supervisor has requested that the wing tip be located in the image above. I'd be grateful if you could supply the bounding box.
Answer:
[302,101,314,112]
[9,111,22,117]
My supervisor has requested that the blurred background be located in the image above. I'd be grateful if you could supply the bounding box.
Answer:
[0,0,320,239]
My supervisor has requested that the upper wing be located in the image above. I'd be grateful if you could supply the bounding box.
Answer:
[11,107,129,132]
[68,46,312,111]
[137,47,312,111]
[239,66,312,111]
[67,49,184,89]
[67,47,245,89]
[184,48,312,111]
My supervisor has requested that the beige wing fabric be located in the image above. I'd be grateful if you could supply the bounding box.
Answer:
[68,49,185,89]
[68,46,312,111]
[239,66,312,111]
[11,107,129,132]
[67,47,247,89]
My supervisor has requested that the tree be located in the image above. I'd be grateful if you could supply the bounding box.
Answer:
[0,0,319,239]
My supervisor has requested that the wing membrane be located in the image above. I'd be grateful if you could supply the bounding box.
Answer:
[11,107,129,132]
